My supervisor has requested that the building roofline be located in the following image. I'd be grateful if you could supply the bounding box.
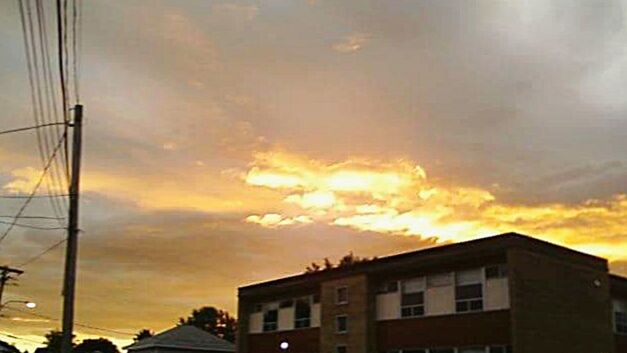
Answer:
[239,232,608,294]
[126,344,233,352]
[611,273,627,282]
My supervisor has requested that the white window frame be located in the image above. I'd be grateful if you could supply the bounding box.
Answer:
[262,307,278,332]
[454,268,484,314]
[293,296,312,329]
[614,299,627,335]
[400,277,426,318]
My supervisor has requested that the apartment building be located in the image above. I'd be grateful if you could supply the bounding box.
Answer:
[237,232,627,353]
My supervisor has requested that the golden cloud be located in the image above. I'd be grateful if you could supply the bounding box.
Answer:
[245,213,313,227]
[244,150,627,261]
[332,33,371,53]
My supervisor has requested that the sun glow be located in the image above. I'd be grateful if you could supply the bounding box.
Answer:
[243,150,627,261]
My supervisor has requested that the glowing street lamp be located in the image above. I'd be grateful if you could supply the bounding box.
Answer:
[0,300,37,311]
[279,341,289,351]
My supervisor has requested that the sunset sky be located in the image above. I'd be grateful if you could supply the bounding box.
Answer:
[1,0,626,351]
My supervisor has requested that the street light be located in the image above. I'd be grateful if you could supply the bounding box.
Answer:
[0,300,37,310]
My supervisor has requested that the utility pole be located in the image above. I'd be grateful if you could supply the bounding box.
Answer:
[0,266,23,307]
[61,104,83,353]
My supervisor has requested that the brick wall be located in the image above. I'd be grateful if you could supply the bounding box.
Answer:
[247,328,320,353]
[508,248,615,353]
[237,297,250,353]
[320,274,371,353]
[376,310,511,350]
[617,335,627,353]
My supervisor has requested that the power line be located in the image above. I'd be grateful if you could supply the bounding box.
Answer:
[56,0,70,180]
[0,216,64,220]
[0,194,70,199]
[5,307,134,336]
[0,133,66,246]
[71,0,80,103]
[18,0,69,230]
[31,0,69,225]
[0,331,43,344]
[17,236,67,267]
[36,0,70,191]
[0,221,66,231]
[0,122,66,136]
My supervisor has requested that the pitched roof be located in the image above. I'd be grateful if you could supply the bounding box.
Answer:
[125,326,234,352]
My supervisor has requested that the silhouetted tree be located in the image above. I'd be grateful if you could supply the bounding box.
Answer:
[179,307,237,343]
[305,262,321,273]
[0,340,20,353]
[133,329,154,342]
[45,330,74,353]
[305,252,375,273]
[338,251,372,267]
[73,338,118,353]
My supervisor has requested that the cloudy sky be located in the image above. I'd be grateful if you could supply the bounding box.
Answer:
[1,0,626,350]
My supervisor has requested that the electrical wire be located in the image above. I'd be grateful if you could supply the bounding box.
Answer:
[16,236,67,267]
[0,221,65,231]
[72,0,80,103]
[0,194,70,199]
[0,133,66,246]
[32,0,69,219]
[19,0,66,230]
[37,0,69,187]
[0,331,44,344]
[0,122,65,136]
[56,0,70,179]
[5,307,135,336]
[0,215,64,220]
[19,0,69,229]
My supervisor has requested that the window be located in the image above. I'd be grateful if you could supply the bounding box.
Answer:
[378,280,399,294]
[616,311,627,334]
[455,269,483,313]
[336,286,348,304]
[459,347,486,353]
[294,297,311,328]
[485,265,507,279]
[430,348,454,353]
[336,345,347,353]
[262,308,278,332]
[614,299,627,334]
[336,315,348,333]
[401,277,425,318]
[455,283,483,312]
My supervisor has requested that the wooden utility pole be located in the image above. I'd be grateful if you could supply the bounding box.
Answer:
[0,265,23,306]
[61,104,83,353]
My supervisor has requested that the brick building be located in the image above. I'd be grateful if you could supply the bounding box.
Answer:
[237,232,627,353]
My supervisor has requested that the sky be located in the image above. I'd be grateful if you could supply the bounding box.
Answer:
[0,0,626,351]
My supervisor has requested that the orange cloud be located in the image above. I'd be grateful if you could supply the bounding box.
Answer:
[332,33,371,53]
[245,213,313,227]
[243,150,627,261]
